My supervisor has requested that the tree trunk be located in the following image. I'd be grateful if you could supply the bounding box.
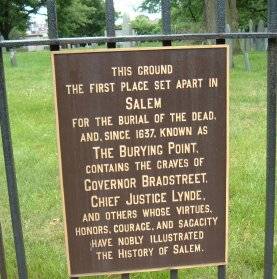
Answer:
[226,0,238,31]
[204,0,238,33]
[1,29,10,40]
[1,0,12,40]
[226,0,240,53]
[204,0,216,33]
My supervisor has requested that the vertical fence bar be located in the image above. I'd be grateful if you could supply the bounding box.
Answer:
[161,0,172,46]
[264,1,277,279]
[47,2,73,279]
[105,0,116,48]
[216,0,226,45]
[47,0,59,51]
[216,1,226,277]
[106,0,125,274]
[0,223,7,279]
[218,266,226,279]
[162,2,174,275]
[162,2,175,276]
[170,269,178,279]
[0,48,28,279]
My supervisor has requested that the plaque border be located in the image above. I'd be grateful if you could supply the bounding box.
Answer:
[51,45,229,277]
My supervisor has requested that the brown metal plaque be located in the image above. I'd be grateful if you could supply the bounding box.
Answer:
[52,46,229,277]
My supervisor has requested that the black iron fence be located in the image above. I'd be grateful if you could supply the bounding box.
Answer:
[0,0,276,279]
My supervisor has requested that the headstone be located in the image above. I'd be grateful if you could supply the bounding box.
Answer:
[248,19,254,50]
[256,19,266,51]
[244,21,251,52]
[243,52,251,71]
[265,27,268,50]
[121,13,133,48]
[10,50,17,67]
[239,31,251,71]
[52,46,229,277]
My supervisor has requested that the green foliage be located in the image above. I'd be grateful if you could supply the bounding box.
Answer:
[171,0,204,32]
[0,0,44,39]
[57,0,105,37]
[172,0,204,23]
[237,0,267,28]
[78,0,105,36]
[131,15,161,35]
[140,0,267,31]
[140,0,205,33]
[140,0,160,13]
[0,0,105,39]
[8,27,26,40]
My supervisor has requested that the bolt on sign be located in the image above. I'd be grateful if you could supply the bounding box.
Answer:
[51,46,229,277]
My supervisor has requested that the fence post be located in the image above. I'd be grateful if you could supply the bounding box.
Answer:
[170,269,178,279]
[162,2,176,277]
[106,1,127,276]
[216,0,226,45]
[105,0,116,48]
[216,1,226,277]
[0,49,28,279]
[47,2,76,279]
[162,2,175,274]
[47,0,59,51]
[0,223,7,279]
[264,1,277,279]
[162,0,172,46]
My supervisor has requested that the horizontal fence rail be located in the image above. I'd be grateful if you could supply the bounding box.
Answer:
[0,223,7,279]
[1,32,277,48]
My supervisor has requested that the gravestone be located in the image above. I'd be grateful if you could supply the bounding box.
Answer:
[244,21,251,52]
[121,13,133,48]
[238,28,251,71]
[112,13,136,48]
[265,27,268,50]
[256,19,266,51]
[10,50,17,67]
[248,19,254,51]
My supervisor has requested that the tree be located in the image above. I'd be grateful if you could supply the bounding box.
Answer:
[204,0,216,32]
[203,0,238,33]
[140,0,267,32]
[237,0,266,27]
[0,0,105,40]
[140,0,204,33]
[57,0,105,37]
[0,0,44,40]
[171,0,204,32]
[131,15,161,35]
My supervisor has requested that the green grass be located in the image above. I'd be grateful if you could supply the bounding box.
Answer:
[0,48,275,278]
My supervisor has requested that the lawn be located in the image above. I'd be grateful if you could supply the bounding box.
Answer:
[0,48,275,278]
